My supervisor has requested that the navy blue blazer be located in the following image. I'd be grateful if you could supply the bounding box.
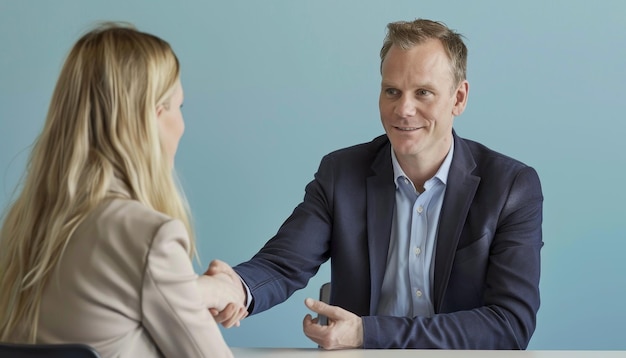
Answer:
[234,132,543,349]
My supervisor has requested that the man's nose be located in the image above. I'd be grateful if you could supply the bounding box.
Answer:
[394,95,417,118]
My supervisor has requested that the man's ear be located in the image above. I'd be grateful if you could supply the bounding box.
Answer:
[452,80,469,116]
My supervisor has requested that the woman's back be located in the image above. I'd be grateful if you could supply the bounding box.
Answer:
[36,178,232,357]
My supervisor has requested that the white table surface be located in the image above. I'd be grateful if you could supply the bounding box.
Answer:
[231,348,626,358]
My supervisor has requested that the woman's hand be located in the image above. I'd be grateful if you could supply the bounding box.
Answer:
[198,260,249,328]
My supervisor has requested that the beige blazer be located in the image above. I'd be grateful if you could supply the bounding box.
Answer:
[37,179,233,358]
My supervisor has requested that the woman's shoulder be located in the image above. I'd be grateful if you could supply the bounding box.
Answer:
[81,198,182,251]
[103,197,170,226]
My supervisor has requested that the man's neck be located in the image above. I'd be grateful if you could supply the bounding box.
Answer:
[395,141,452,191]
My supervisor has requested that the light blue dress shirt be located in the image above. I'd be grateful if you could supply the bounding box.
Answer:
[376,141,454,318]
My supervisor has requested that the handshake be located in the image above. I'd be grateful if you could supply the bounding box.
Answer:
[198,259,249,328]
[199,260,364,349]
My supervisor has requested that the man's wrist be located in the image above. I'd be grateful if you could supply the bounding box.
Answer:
[239,277,253,309]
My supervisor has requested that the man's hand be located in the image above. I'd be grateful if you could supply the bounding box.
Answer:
[204,259,248,328]
[302,298,364,350]
[196,273,247,328]
[196,273,238,310]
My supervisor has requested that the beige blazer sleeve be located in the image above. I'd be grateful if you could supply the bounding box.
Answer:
[141,219,233,358]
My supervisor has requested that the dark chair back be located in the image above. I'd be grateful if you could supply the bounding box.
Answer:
[318,282,331,325]
[0,342,100,358]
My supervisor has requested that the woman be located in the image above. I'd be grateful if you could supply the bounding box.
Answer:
[0,23,244,357]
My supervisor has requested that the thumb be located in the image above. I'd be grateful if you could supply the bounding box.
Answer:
[305,298,332,315]
[206,259,228,275]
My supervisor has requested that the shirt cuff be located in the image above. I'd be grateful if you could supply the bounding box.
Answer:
[240,277,253,309]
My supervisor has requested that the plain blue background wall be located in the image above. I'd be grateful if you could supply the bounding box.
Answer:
[1,0,625,350]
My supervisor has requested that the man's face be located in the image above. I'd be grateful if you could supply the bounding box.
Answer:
[379,39,468,164]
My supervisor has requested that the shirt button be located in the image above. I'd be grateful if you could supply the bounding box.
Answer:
[404,178,409,185]
[416,289,423,298]
[414,247,421,256]
[417,206,423,214]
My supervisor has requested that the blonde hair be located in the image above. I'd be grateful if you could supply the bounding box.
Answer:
[380,18,468,88]
[0,22,194,342]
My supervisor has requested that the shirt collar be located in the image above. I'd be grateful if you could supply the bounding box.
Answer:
[391,140,455,190]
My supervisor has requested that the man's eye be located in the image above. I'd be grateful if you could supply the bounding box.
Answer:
[385,88,399,96]
[417,89,431,96]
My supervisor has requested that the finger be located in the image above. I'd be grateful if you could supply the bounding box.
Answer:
[302,312,320,325]
[204,260,218,275]
[220,304,248,328]
[302,314,326,336]
[222,316,237,328]
[231,307,248,328]
[232,307,248,327]
[212,303,237,323]
[302,314,326,347]
[222,306,246,328]
[220,313,238,328]
[205,259,229,275]
[239,307,249,320]
[305,298,336,318]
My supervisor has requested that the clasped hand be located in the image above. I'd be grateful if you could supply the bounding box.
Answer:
[200,259,248,328]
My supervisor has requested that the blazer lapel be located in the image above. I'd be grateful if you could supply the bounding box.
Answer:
[366,140,396,314]
[433,133,480,311]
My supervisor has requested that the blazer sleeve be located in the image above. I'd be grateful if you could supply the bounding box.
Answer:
[362,166,544,349]
[141,219,233,358]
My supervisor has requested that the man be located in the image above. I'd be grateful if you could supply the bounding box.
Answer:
[210,18,543,350]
